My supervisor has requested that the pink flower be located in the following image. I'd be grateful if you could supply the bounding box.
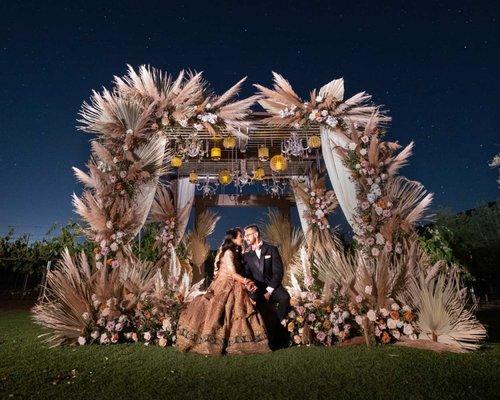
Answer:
[111,260,120,269]
[316,331,326,342]
[371,247,380,257]
[307,313,316,322]
[366,237,375,246]
[361,201,370,210]
[384,242,393,252]
[296,306,305,315]
[355,294,363,303]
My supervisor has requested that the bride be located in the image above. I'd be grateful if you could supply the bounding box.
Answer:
[176,228,271,355]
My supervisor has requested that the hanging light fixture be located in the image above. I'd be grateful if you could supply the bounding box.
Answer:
[218,169,232,185]
[195,176,219,198]
[258,146,269,161]
[253,166,265,181]
[211,146,222,160]
[222,136,237,149]
[307,135,321,149]
[262,177,287,198]
[170,155,183,168]
[189,170,198,183]
[270,154,288,172]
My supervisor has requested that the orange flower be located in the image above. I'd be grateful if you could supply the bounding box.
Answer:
[389,310,400,320]
[381,331,391,344]
[313,299,322,308]
[323,320,332,330]
[106,258,114,266]
[376,197,388,209]
[287,322,295,332]
[325,305,332,313]
[404,311,414,322]
[290,298,298,307]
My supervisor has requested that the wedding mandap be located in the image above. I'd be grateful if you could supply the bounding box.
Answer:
[32,65,486,352]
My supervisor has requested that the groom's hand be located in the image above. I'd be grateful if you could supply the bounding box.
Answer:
[264,292,271,302]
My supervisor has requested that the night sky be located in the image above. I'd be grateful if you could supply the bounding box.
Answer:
[1,1,499,245]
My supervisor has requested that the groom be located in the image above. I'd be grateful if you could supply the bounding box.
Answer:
[243,224,290,347]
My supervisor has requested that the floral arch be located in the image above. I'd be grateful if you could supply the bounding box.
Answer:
[32,65,486,352]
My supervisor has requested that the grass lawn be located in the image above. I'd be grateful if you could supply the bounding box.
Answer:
[1,310,499,399]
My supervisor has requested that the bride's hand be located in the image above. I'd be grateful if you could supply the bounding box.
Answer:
[245,280,257,292]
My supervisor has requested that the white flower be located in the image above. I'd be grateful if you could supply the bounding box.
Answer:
[315,209,325,219]
[308,110,318,121]
[205,102,212,110]
[96,262,103,270]
[162,318,172,331]
[126,129,133,135]
[110,242,119,252]
[342,311,350,319]
[375,233,385,245]
[355,315,363,326]
[119,171,127,179]
[367,309,377,322]
[348,142,357,151]
[361,135,369,143]
[402,305,411,312]
[193,123,203,131]
[360,148,367,156]
[143,332,152,341]
[364,285,373,295]
[78,336,86,345]
[100,333,110,344]
[325,116,338,128]
[355,294,363,303]
[392,330,401,339]
[333,325,340,335]
[116,231,124,239]
[315,95,323,102]
[391,303,401,311]
[320,109,328,117]
[381,307,392,318]
[106,221,113,229]
[82,312,90,321]
[387,318,397,330]
[91,330,99,340]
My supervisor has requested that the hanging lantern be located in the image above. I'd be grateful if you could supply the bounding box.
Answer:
[170,155,183,168]
[258,146,269,161]
[189,170,198,183]
[211,146,222,160]
[307,135,321,149]
[253,167,265,181]
[223,136,237,149]
[270,154,288,172]
[218,169,232,185]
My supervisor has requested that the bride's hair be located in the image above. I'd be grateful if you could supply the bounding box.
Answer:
[213,228,242,278]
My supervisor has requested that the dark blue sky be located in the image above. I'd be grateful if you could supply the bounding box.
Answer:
[1,1,498,243]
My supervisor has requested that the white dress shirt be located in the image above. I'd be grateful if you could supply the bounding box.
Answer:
[252,240,274,295]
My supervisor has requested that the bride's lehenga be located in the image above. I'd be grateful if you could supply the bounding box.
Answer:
[176,249,271,355]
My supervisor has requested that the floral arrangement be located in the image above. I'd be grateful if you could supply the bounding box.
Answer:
[340,116,433,258]
[156,216,177,258]
[285,292,357,346]
[292,168,338,231]
[350,295,418,344]
[255,73,390,131]
[76,291,183,347]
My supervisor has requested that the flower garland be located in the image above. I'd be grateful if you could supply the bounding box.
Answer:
[155,216,177,259]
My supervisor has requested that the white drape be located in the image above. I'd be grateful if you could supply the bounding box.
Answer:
[174,177,195,242]
[320,126,358,228]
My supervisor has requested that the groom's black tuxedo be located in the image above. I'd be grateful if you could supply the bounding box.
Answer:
[243,242,290,323]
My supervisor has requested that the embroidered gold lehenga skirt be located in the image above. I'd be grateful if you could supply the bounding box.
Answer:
[176,276,271,355]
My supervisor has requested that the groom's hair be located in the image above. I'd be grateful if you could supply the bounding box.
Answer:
[244,224,260,237]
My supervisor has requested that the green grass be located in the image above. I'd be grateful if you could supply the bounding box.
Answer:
[1,311,499,399]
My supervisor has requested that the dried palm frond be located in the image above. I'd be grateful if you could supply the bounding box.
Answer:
[386,177,434,228]
[185,210,220,276]
[261,210,303,285]
[404,269,486,351]
[32,249,95,347]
